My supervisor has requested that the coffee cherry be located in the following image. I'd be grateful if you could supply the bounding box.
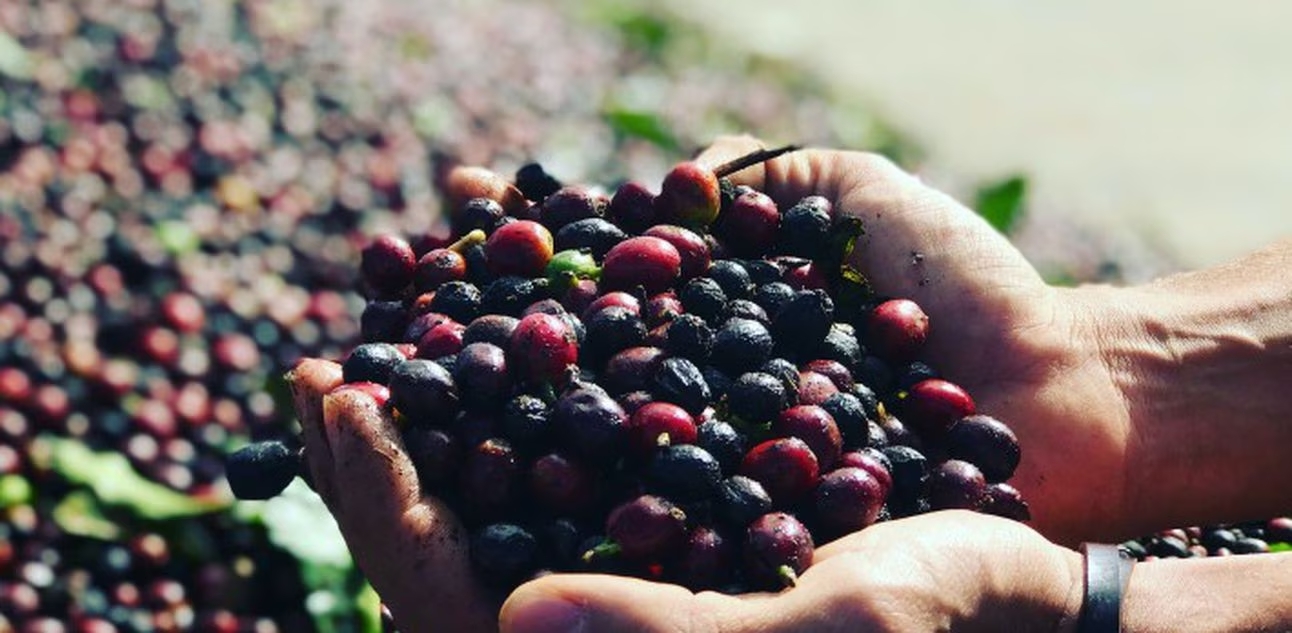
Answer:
[510,313,579,386]
[643,225,711,281]
[485,220,554,278]
[627,402,697,460]
[389,359,460,426]
[654,162,721,229]
[591,495,688,562]
[744,512,814,589]
[944,414,1021,482]
[901,378,976,438]
[360,235,416,296]
[867,299,929,362]
[226,441,298,500]
[551,387,628,465]
[471,523,540,589]
[740,438,820,507]
[716,189,779,257]
[601,236,682,294]
[925,459,988,511]
[814,467,886,537]
[773,405,843,470]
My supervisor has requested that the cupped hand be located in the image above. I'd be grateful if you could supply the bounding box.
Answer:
[695,136,1133,545]
[500,510,1081,633]
[287,358,498,632]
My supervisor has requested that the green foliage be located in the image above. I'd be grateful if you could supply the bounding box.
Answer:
[973,175,1028,235]
[1272,542,1291,553]
[52,491,122,541]
[0,474,32,509]
[36,436,230,520]
[603,108,681,152]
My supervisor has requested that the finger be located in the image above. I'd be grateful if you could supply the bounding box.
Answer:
[286,358,344,504]
[501,574,782,633]
[321,389,497,632]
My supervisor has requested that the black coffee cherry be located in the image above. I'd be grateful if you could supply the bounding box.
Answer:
[710,318,774,375]
[727,372,787,425]
[696,419,746,475]
[771,290,834,359]
[700,366,734,401]
[894,361,939,392]
[724,299,769,326]
[981,482,1031,522]
[342,343,406,384]
[716,475,773,530]
[646,444,723,503]
[515,163,563,202]
[555,218,627,260]
[428,281,482,324]
[707,260,753,299]
[471,523,540,590]
[679,277,728,324]
[460,197,508,234]
[821,392,870,450]
[665,313,713,363]
[481,276,550,317]
[389,359,460,426]
[759,358,800,407]
[881,445,929,510]
[226,441,298,500]
[652,357,712,416]
[851,382,883,421]
[360,300,410,343]
[817,323,862,370]
[778,196,832,259]
[583,307,647,369]
[744,260,782,285]
[501,394,552,451]
[752,281,795,317]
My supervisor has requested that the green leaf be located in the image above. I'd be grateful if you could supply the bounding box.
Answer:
[52,491,122,541]
[603,108,679,152]
[357,582,383,633]
[38,436,229,520]
[0,474,32,508]
[973,175,1028,235]
[237,478,351,568]
[0,32,33,79]
[1271,542,1291,553]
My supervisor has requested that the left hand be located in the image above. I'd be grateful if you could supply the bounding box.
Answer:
[499,510,1082,633]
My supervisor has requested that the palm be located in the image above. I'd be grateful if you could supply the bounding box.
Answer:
[702,138,1131,544]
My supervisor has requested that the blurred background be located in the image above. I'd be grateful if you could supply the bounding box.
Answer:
[1,0,1287,630]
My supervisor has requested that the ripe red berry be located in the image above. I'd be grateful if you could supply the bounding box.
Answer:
[414,248,467,291]
[485,220,554,278]
[643,225,710,281]
[716,189,779,257]
[740,437,820,507]
[601,236,682,294]
[901,378,976,437]
[509,313,579,385]
[814,467,887,536]
[773,405,843,470]
[867,298,930,362]
[627,402,698,459]
[744,512,814,589]
[654,162,721,229]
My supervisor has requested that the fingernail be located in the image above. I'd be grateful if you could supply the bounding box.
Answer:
[503,598,587,633]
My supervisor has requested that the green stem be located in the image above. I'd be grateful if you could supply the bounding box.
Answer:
[581,540,622,563]
[448,229,487,253]
[777,564,800,588]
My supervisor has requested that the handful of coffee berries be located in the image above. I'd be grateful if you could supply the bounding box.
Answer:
[227,146,1030,594]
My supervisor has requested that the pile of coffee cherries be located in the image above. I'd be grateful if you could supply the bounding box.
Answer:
[230,147,1030,595]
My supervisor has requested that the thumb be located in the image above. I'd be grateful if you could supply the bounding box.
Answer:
[500,573,778,633]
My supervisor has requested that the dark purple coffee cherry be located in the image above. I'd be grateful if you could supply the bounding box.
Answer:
[461,438,520,516]
[744,512,814,589]
[361,235,416,296]
[389,359,460,426]
[672,526,736,591]
[774,405,843,470]
[361,300,411,343]
[778,196,832,259]
[582,306,646,369]
[529,452,597,516]
[814,466,886,537]
[551,387,628,465]
[945,414,1022,483]
[589,495,688,563]
[716,189,779,257]
[403,427,460,489]
[881,445,929,508]
[462,314,520,348]
[453,343,511,411]
[771,290,833,359]
[226,440,298,500]
[981,482,1031,522]
[752,281,795,316]
[602,346,667,395]
[925,459,989,511]
[606,181,657,235]
[679,277,728,324]
[539,186,607,233]
[821,392,869,450]
[816,323,862,370]
[501,393,551,450]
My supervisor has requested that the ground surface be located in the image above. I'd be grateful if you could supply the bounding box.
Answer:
[672,0,1292,269]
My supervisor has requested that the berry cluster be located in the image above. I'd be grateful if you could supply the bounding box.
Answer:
[231,149,1031,594]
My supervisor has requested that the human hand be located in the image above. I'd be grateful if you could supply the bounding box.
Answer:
[500,509,1081,633]
[693,136,1133,545]
[288,358,498,632]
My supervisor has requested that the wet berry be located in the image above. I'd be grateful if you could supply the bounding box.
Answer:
[595,495,688,562]
[925,459,988,511]
[901,378,976,438]
[945,414,1021,483]
[867,299,929,363]
[341,343,405,385]
[361,235,416,297]
[710,318,774,375]
[555,218,627,259]
[551,387,628,464]
[672,526,735,591]
[226,441,298,500]
[539,186,607,233]
[453,343,511,410]
[643,225,710,281]
[716,189,779,257]
[389,359,460,426]
[529,453,597,516]
[744,512,814,590]
[740,438,820,508]
[778,196,833,259]
[582,307,646,368]
[601,236,682,294]
[774,405,843,470]
[510,313,579,386]
[646,444,723,503]
[696,419,746,475]
[485,220,555,278]
[414,248,468,291]
[627,402,698,459]
[814,467,886,537]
